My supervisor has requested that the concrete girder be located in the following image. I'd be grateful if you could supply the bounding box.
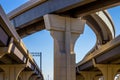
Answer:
[0,6,28,58]
[8,10,115,52]
[8,0,120,26]
[9,10,115,50]
[0,6,20,42]
[7,0,116,41]
[0,6,43,80]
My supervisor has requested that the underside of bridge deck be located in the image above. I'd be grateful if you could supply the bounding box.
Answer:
[8,0,119,38]
[0,6,43,80]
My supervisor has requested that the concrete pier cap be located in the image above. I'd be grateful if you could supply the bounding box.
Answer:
[44,14,86,34]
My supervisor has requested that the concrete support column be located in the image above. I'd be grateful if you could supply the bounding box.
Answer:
[29,75,38,80]
[36,78,41,80]
[80,71,99,80]
[95,64,120,80]
[76,75,84,80]
[0,72,4,80]
[0,64,25,80]
[20,71,33,80]
[44,14,85,80]
[94,76,101,80]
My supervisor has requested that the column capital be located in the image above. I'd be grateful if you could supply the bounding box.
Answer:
[94,64,120,80]
[0,64,26,80]
[29,75,38,80]
[44,14,85,34]
[20,71,34,80]
[80,71,100,80]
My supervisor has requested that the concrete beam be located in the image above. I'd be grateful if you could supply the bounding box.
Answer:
[0,6,20,41]
[0,26,9,46]
[9,0,120,28]
[8,0,47,19]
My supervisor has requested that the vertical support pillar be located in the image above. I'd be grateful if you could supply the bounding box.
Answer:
[76,74,84,80]
[95,64,120,80]
[44,14,85,80]
[94,76,101,80]
[0,72,4,80]
[36,78,41,80]
[29,75,38,80]
[80,71,99,80]
[0,64,25,80]
[20,71,33,80]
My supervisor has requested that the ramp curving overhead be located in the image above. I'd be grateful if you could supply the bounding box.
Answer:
[8,0,115,42]
[82,10,115,57]
[8,1,115,56]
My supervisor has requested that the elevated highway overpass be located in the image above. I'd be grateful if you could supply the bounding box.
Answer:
[76,34,120,80]
[0,0,120,80]
[0,6,43,80]
[8,0,119,38]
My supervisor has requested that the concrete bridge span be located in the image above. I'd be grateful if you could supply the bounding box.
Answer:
[76,34,120,80]
[0,6,43,80]
[8,0,117,39]
[0,0,120,80]
[8,0,116,54]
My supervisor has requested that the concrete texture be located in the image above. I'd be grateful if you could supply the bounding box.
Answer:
[44,14,85,80]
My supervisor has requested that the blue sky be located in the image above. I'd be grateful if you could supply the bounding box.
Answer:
[0,1,120,80]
